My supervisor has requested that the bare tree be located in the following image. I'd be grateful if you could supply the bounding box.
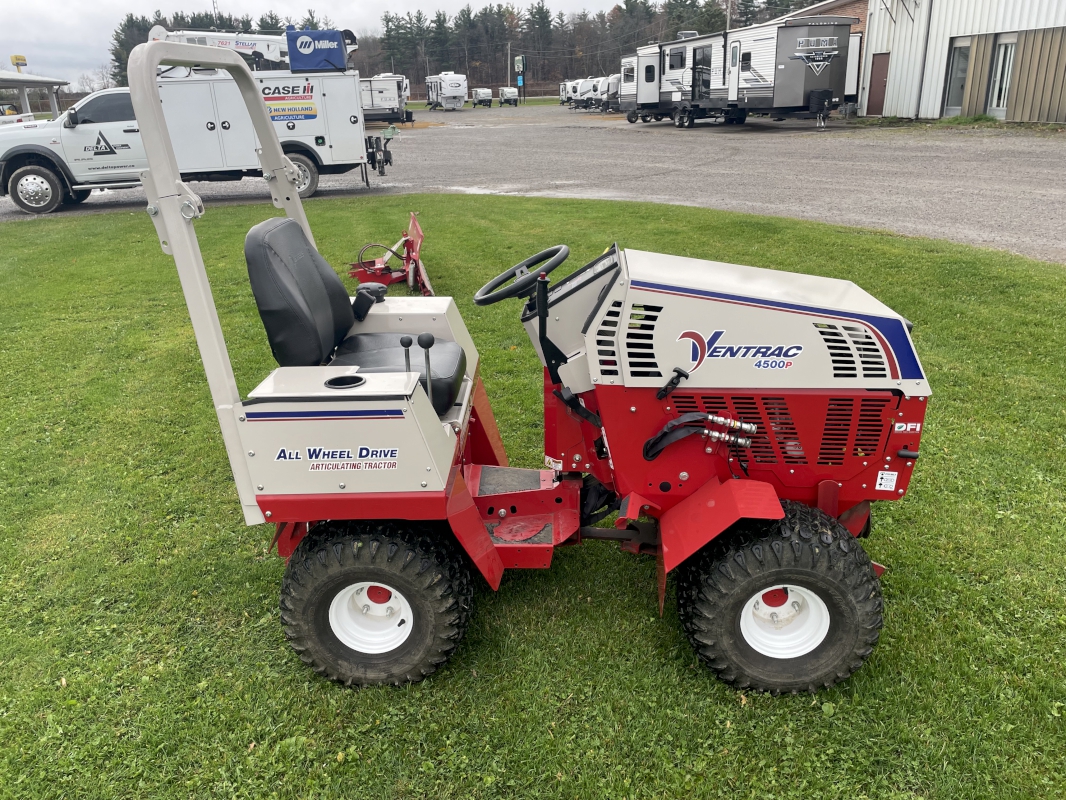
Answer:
[77,63,117,94]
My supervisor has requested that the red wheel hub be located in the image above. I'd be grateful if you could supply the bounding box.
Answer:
[366,585,393,604]
[761,587,789,608]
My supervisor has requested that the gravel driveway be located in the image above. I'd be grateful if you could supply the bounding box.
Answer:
[4,104,1064,263]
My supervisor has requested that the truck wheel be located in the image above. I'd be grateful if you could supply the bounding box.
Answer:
[8,164,64,214]
[676,501,882,694]
[280,521,473,687]
[63,189,92,205]
[287,153,319,198]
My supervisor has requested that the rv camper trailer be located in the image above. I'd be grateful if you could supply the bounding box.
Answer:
[472,88,493,108]
[426,72,468,111]
[621,16,857,127]
[361,73,411,123]
[559,82,568,104]
[498,87,518,107]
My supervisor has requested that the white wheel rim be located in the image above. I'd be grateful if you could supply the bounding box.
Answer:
[294,162,311,192]
[328,581,413,654]
[17,175,52,207]
[739,584,830,659]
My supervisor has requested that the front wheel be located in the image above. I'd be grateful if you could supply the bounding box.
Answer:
[287,152,320,198]
[8,164,64,214]
[626,111,638,123]
[280,522,473,686]
[676,502,882,694]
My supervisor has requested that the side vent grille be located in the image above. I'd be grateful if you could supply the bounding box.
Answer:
[854,397,890,456]
[729,397,779,464]
[595,300,623,376]
[818,398,855,465]
[815,322,889,379]
[625,303,662,378]
[762,396,806,465]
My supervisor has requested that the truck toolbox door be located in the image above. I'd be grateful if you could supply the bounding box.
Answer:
[61,91,148,183]
[212,80,259,169]
[159,81,225,172]
[321,76,365,162]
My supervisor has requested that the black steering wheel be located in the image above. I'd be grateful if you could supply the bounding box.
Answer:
[473,245,570,306]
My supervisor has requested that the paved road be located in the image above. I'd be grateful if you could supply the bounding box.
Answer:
[4,104,1064,263]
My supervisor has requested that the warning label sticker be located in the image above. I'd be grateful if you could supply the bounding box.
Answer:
[876,470,898,491]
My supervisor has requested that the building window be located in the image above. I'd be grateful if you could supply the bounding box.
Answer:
[943,37,971,117]
[623,66,635,83]
[669,48,685,71]
[645,65,655,82]
[741,52,752,72]
[987,33,1017,119]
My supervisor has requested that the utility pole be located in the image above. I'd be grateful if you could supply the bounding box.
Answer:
[507,41,511,88]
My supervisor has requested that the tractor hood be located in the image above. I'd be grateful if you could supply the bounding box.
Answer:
[578,249,930,398]
[623,249,902,322]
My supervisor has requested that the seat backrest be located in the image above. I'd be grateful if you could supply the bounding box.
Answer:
[244,218,355,367]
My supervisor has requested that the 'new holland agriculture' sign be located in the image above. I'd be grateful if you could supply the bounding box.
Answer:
[285,27,347,72]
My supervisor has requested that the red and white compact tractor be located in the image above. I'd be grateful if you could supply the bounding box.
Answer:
[129,42,930,693]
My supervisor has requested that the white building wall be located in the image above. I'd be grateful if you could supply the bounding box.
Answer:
[860,0,1066,118]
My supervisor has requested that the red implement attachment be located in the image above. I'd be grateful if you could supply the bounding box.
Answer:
[350,212,434,296]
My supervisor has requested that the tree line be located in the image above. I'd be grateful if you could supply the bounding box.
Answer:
[109,0,825,93]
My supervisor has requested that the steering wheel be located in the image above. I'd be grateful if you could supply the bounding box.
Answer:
[473,245,569,306]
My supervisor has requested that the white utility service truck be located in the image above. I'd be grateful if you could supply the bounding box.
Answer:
[426,72,468,110]
[0,59,393,214]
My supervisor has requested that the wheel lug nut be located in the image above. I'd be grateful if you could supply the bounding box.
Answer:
[770,612,779,623]
[386,607,394,617]
[355,587,363,595]
[361,604,370,615]
[791,601,800,612]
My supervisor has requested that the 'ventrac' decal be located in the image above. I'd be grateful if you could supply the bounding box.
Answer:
[678,330,803,371]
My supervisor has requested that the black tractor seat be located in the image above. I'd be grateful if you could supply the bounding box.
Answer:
[244,217,466,415]
[332,332,466,414]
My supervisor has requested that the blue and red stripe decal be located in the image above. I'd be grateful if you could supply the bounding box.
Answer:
[631,279,924,381]
[245,409,405,422]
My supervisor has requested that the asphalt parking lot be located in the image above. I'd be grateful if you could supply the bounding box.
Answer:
[4,103,1064,263]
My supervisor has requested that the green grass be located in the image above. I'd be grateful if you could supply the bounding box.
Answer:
[1,194,1065,798]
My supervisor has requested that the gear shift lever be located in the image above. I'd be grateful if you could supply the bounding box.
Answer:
[417,332,435,409]
[400,335,413,373]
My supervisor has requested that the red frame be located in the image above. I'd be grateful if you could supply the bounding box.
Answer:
[267,363,926,592]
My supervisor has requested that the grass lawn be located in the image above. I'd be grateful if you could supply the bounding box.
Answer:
[1,194,1064,798]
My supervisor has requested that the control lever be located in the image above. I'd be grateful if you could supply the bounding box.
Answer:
[417,332,435,407]
[400,335,413,373]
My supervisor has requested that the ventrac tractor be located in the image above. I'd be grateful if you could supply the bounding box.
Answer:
[127,40,930,693]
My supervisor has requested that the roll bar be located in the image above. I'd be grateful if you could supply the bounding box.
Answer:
[127,40,314,524]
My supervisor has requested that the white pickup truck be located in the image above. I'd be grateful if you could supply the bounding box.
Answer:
[0,68,393,214]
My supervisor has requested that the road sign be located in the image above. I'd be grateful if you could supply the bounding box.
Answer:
[517,75,523,87]
[514,55,524,73]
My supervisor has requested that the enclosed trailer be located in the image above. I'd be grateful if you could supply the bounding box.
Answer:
[472,88,493,108]
[572,77,597,109]
[622,16,857,127]
[498,87,518,107]
[559,82,568,104]
[361,73,411,123]
[602,73,621,112]
[426,72,467,111]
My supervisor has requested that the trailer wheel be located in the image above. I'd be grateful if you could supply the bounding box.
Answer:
[626,111,638,123]
[8,164,64,214]
[674,112,686,128]
[640,114,651,123]
[287,153,319,198]
[676,502,883,694]
[280,521,473,687]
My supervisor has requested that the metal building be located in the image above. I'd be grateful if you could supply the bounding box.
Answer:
[859,0,1066,121]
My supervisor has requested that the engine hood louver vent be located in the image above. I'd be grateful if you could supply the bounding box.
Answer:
[626,303,662,378]
[671,394,806,465]
[595,300,623,376]
[815,323,888,379]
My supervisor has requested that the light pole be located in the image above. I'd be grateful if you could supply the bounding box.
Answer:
[507,41,511,88]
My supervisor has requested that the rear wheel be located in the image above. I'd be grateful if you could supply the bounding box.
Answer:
[676,502,882,694]
[640,114,651,123]
[286,152,319,198]
[8,164,64,214]
[280,521,473,686]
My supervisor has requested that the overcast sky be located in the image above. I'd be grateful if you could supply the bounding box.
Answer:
[1,0,602,84]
